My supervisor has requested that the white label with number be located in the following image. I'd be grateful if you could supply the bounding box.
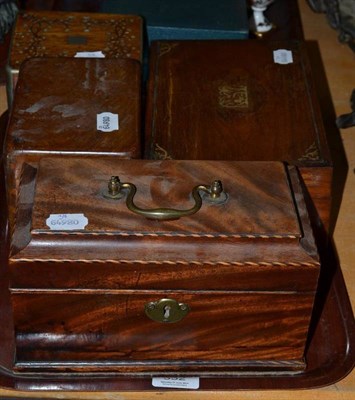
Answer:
[97,112,119,132]
[46,214,88,231]
[273,49,293,65]
[74,51,105,58]
[152,377,200,390]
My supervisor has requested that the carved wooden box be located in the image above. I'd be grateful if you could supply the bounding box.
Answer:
[8,158,320,375]
[5,57,141,234]
[6,10,142,104]
[145,40,332,229]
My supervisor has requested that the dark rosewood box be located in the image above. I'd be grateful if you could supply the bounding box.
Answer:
[9,158,320,375]
[145,40,332,230]
[7,10,143,104]
[5,57,141,233]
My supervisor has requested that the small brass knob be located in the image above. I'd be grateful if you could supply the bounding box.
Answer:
[205,180,228,204]
[102,176,125,199]
[210,180,223,199]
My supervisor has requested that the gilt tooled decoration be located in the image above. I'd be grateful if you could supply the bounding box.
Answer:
[153,143,173,160]
[218,82,249,109]
[298,142,321,161]
[216,74,266,114]
[158,42,179,57]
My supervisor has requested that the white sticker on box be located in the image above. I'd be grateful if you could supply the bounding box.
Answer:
[152,377,200,390]
[273,49,293,65]
[46,214,88,231]
[74,51,105,58]
[97,112,119,132]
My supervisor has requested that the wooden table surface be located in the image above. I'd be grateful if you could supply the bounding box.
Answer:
[0,0,353,398]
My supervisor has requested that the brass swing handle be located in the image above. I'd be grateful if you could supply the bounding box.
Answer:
[103,176,227,221]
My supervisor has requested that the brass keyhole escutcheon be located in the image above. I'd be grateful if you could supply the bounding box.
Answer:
[145,298,190,323]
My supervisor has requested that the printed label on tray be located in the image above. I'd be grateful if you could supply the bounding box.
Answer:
[74,51,105,58]
[273,49,293,65]
[46,214,88,231]
[97,112,119,132]
[152,377,200,390]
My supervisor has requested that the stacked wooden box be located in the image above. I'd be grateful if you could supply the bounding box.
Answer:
[2,7,331,378]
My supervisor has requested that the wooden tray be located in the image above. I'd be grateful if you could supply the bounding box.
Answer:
[0,0,352,389]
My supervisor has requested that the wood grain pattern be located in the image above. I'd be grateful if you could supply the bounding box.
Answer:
[0,0,354,392]
[145,40,332,229]
[5,57,142,235]
[6,159,320,372]
[11,291,314,372]
[7,58,141,154]
[9,260,320,292]
[9,159,319,275]
[30,159,299,236]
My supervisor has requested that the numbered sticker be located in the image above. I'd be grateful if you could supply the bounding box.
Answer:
[97,112,119,132]
[273,49,293,65]
[74,51,105,58]
[46,214,88,231]
[152,377,200,390]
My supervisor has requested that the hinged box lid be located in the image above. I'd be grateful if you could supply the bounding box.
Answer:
[146,40,330,166]
[6,57,141,158]
[10,158,319,272]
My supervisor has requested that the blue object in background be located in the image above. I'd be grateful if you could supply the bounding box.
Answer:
[101,0,249,42]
